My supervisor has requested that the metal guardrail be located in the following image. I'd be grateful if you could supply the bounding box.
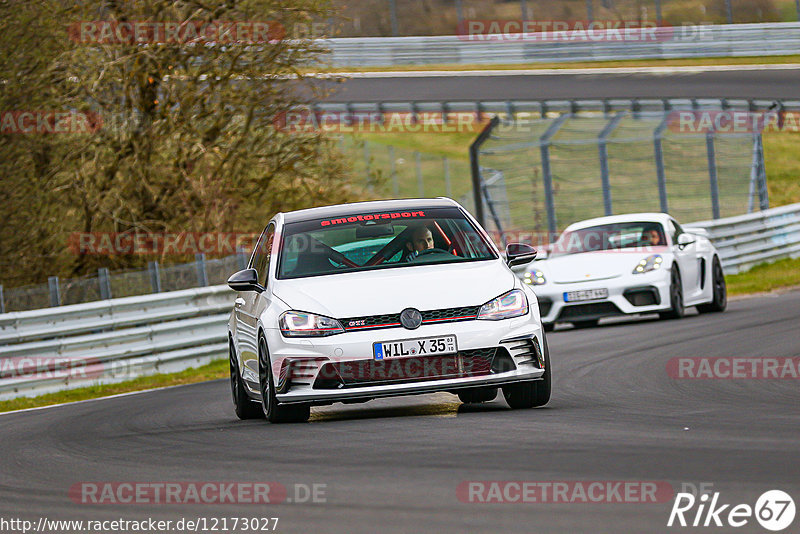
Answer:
[686,202,800,274]
[0,286,232,400]
[322,22,800,67]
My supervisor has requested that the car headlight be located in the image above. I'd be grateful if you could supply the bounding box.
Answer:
[633,254,664,274]
[279,311,344,337]
[477,289,528,320]
[523,269,546,285]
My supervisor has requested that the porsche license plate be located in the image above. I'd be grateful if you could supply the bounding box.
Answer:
[564,288,609,302]
[373,335,457,361]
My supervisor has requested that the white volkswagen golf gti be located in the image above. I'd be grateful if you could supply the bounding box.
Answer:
[518,213,727,330]
[227,198,551,423]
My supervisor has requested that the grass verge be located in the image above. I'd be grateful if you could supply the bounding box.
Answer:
[725,257,800,295]
[0,358,228,414]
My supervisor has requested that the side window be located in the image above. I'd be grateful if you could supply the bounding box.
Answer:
[250,223,275,287]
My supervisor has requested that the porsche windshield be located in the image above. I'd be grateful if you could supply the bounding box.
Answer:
[550,221,667,256]
[277,207,497,279]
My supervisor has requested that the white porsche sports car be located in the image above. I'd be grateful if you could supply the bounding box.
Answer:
[518,213,727,330]
[227,198,550,423]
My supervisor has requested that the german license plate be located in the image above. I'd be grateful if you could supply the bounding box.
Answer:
[373,335,457,361]
[564,288,609,302]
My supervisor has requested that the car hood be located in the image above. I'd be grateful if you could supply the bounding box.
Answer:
[274,260,516,318]
[539,248,669,283]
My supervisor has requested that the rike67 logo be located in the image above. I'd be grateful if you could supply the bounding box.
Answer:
[668,489,795,531]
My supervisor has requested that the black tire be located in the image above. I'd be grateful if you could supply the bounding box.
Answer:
[230,340,263,420]
[457,387,498,404]
[502,332,551,409]
[697,257,727,313]
[543,323,555,332]
[258,337,310,424]
[659,265,685,320]
[571,319,599,329]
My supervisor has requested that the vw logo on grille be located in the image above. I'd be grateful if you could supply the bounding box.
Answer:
[399,308,423,330]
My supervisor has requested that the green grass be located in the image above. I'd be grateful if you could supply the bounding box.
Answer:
[0,358,228,414]
[726,257,800,295]
[763,130,800,207]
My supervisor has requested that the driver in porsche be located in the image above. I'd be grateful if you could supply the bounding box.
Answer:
[404,224,434,261]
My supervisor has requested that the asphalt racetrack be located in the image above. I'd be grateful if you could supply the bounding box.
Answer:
[323,66,800,102]
[1,290,798,533]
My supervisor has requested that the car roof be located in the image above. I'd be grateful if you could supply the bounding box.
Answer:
[279,198,462,224]
[564,212,673,232]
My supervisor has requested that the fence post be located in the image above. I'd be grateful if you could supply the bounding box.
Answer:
[389,145,399,196]
[653,114,670,213]
[0,284,4,314]
[796,0,800,22]
[655,0,662,25]
[455,0,464,26]
[415,151,424,196]
[195,253,209,287]
[237,247,249,270]
[598,112,626,216]
[364,141,371,186]
[389,0,399,36]
[586,0,594,22]
[724,0,733,23]
[520,0,529,19]
[48,276,61,307]
[757,134,770,210]
[98,267,112,300]
[706,131,721,219]
[443,156,452,198]
[469,116,500,226]
[540,114,570,237]
[148,261,162,293]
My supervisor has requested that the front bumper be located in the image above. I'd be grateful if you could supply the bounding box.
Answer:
[259,314,545,405]
[531,270,671,324]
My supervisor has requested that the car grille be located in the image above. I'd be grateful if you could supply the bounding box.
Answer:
[313,348,497,389]
[557,301,622,320]
[340,305,481,332]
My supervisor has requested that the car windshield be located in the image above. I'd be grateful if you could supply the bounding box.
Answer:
[550,221,667,257]
[277,207,497,279]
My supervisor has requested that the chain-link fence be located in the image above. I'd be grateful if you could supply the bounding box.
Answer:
[473,109,768,243]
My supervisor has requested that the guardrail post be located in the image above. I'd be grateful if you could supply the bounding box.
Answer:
[48,276,61,307]
[653,113,670,213]
[98,268,112,300]
[0,284,4,314]
[706,131,721,219]
[148,261,162,293]
[443,156,452,198]
[415,151,424,196]
[195,253,209,287]
[389,145,399,196]
[540,114,570,236]
[598,112,626,216]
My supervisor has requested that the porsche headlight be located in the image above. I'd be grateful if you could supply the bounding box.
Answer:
[279,311,344,337]
[633,254,663,274]
[523,269,546,285]
[477,289,529,320]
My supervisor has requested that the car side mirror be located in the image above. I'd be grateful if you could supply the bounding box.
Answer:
[227,268,264,293]
[677,233,695,248]
[505,243,537,267]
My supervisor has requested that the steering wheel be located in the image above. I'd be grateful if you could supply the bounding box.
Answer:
[414,248,451,257]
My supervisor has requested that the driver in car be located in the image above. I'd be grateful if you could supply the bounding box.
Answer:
[404,224,435,261]
[641,226,664,246]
